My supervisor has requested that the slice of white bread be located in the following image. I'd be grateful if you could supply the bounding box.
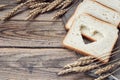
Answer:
[73,14,117,41]
[66,0,120,30]
[63,14,119,63]
[93,0,120,13]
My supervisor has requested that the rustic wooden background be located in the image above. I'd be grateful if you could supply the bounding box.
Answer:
[0,0,120,80]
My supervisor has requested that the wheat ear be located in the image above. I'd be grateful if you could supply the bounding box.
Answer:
[52,9,68,19]
[95,60,120,75]
[46,0,63,11]
[64,56,94,69]
[0,5,7,9]
[95,64,115,75]
[55,1,65,9]
[64,59,95,69]
[29,2,49,9]
[16,0,24,3]
[26,0,63,20]
[27,1,37,8]
[2,0,34,21]
[61,0,73,9]
[94,74,110,80]
[58,64,98,75]
[77,56,95,61]
[26,7,42,20]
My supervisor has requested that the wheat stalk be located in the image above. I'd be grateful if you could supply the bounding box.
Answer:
[0,5,6,10]
[2,0,35,21]
[95,64,115,75]
[29,7,42,14]
[94,74,110,80]
[95,65,120,80]
[61,0,73,9]
[27,2,52,19]
[64,59,95,69]
[26,7,42,20]
[27,0,63,20]
[46,0,63,11]
[1,0,73,21]
[59,47,120,75]
[27,1,38,8]
[95,60,120,75]
[55,0,73,9]
[58,64,99,75]
[2,3,25,21]
[29,2,49,9]
[64,56,95,69]
[16,0,24,3]
[77,56,95,61]
[52,9,68,19]
[55,1,64,9]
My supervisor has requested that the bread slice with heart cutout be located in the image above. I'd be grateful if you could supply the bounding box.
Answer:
[72,14,118,41]
[63,14,118,63]
[66,0,120,30]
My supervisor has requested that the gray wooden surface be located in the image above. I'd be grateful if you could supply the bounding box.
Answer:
[0,0,119,80]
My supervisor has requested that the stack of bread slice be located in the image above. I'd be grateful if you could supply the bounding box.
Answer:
[63,0,120,63]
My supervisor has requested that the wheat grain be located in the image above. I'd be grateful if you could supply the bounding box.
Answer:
[58,64,98,75]
[27,1,50,20]
[29,7,41,14]
[77,56,94,61]
[55,2,64,9]
[27,1,38,8]
[27,0,51,19]
[56,0,73,9]
[95,61,120,75]
[64,59,95,69]
[0,5,6,10]
[2,0,34,21]
[61,0,73,9]
[41,7,48,13]
[95,64,115,75]
[64,56,94,68]
[2,3,25,21]
[94,74,110,80]
[29,2,49,9]
[16,0,27,3]
[16,0,23,3]
[46,0,63,11]
[1,0,73,21]
[52,9,68,19]
[26,7,42,20]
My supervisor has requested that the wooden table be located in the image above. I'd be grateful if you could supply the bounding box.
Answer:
[0,0,120,80]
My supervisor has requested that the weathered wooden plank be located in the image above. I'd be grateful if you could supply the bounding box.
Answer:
[0,21,65,47]
[0,48,93,80]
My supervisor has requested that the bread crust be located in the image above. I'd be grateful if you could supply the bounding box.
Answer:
[65,0,85,30]
[92,0,117,12]
[63,14,119,63]
[65,0,120,30]
[63,42,109,63]
[66,13,117,41]
[63,34,118,63]
[92,0,120,13]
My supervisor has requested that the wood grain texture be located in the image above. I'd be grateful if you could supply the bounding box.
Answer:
[0,48,92,80]
[0,21,65,47]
